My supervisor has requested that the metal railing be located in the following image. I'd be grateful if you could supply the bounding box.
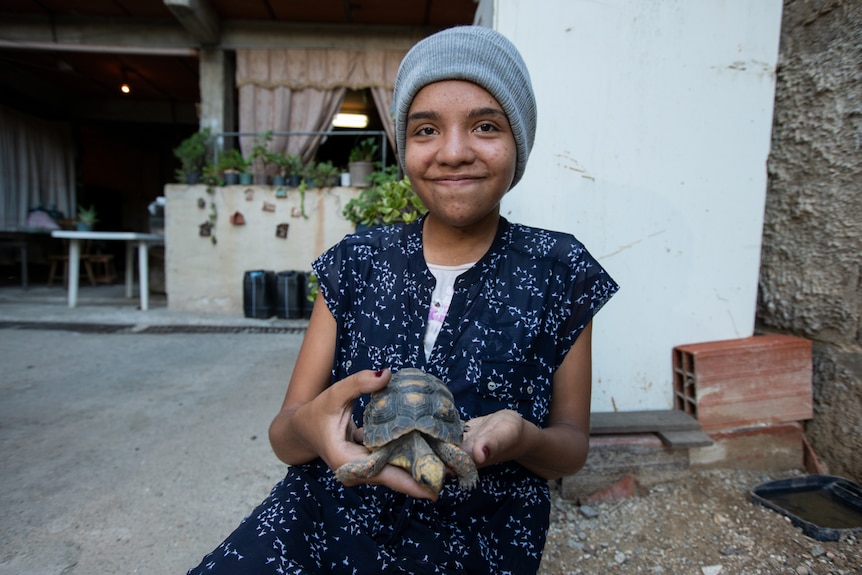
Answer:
[214,130,390,167]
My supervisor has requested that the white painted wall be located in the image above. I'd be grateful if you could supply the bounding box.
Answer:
[164,185,358,314]
[480,0,783,410]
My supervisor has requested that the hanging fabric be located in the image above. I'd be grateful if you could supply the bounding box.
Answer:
[0,105,76,230]
[235,48,407,169]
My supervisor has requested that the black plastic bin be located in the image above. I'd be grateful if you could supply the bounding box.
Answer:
[243,270,276,319]
[750,474,862,541]
[276,270,305,319]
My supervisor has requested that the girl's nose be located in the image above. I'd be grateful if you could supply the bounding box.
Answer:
[437,130,476,166]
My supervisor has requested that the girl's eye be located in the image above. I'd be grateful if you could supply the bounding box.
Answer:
[415,126,437,136]
[476,123,498,133]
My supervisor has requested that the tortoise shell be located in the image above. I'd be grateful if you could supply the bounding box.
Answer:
[363,368,463,448]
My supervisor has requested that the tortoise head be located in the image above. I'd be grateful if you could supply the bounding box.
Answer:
[413,452,445,495]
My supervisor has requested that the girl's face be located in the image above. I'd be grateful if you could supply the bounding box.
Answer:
[404,80,517,231]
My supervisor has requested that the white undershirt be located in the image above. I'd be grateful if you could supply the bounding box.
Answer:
[423,261,475,360]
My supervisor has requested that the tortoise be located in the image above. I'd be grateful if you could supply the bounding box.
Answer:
[335,368,478,495]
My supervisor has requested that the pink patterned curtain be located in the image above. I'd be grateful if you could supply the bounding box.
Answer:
[236,48,406,173]
[370,86,396,155]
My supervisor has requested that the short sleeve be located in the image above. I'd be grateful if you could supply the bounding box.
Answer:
[553,241,618,367]
[311,240,347,323]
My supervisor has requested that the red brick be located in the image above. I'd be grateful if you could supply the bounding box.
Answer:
[561,434,689,500]
[690,422,805,470]
[673,334,812,432]
[578,474,640,505]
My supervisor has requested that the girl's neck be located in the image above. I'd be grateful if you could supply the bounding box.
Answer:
[421,213,499,266]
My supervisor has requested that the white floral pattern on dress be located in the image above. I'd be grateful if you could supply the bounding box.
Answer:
[187,217,618,575]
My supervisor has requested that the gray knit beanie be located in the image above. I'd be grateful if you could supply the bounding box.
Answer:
[393,25,537,190]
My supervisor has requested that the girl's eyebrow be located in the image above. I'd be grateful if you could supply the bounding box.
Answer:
[407,110,440,123]
[407,107,507,123]
[467,107,507,120]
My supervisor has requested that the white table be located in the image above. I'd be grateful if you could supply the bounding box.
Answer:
[51,231,165,310]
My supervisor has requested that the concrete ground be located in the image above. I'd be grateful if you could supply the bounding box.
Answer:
[0,285,823,573]
[0,285,306,574]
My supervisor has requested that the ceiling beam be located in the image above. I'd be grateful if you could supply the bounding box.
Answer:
[0,17,196,51]
[163,0,221,46]
[219,22,431,51]
[0,17,429,53]
[0,39,197,57]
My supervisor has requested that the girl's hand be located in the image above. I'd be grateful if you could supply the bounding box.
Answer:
[300,369,441,500]
[461,409,531,468]
[460,323,594,480]
[269,298,441,500]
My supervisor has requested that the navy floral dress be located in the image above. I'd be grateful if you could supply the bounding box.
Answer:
[187,217,618,575]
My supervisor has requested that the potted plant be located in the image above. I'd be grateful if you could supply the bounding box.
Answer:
[202,163,224,188]
[173,127,212,184]
[218,148,251,185]
[284,154,304,187]
[269,151,286,186]
[342,166,426,231]
[348,137,378,188]
[310,160,341,188]
[76,204,98,231]
[239,169,254,186]
[271,152,304,187]
[201,164,224,193]
[251,130,275,184]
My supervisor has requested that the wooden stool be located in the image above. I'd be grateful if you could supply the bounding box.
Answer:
[0,240,28,289]
[47,254,97,287]
[47,239,99,287]
[87,253,117,284]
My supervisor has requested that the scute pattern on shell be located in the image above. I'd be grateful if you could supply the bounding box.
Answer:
[363,368,462,448]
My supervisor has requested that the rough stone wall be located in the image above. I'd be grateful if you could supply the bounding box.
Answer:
[758,0,862,481]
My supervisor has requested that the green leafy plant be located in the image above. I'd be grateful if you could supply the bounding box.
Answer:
[300,160,316,184]
[366,164,400,187]
[348,137,378,163]
[217,148,251,174]
[292,178,310,220]
[173,128,213,182]
[251,130,275,175]
[77,204,98,226]
[202,163,223,187]
[307,160,340,187]
[274,153,303,178]
[342,168,426,227]
[305,272,319,303]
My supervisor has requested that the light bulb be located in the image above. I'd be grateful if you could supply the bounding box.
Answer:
[332,113,368,128]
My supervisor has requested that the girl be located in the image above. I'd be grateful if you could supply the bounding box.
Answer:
[188,25,618,575]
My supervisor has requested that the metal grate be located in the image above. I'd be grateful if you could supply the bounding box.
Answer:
[139,325,307,335]
[0,321,133,333]
[0,321,306,335]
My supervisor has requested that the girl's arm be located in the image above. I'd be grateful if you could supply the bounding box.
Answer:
[268,294,440,499]
[462,321,593,480]
[268,294,342,465]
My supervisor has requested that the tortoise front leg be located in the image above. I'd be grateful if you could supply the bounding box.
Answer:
[334,443,394,483]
